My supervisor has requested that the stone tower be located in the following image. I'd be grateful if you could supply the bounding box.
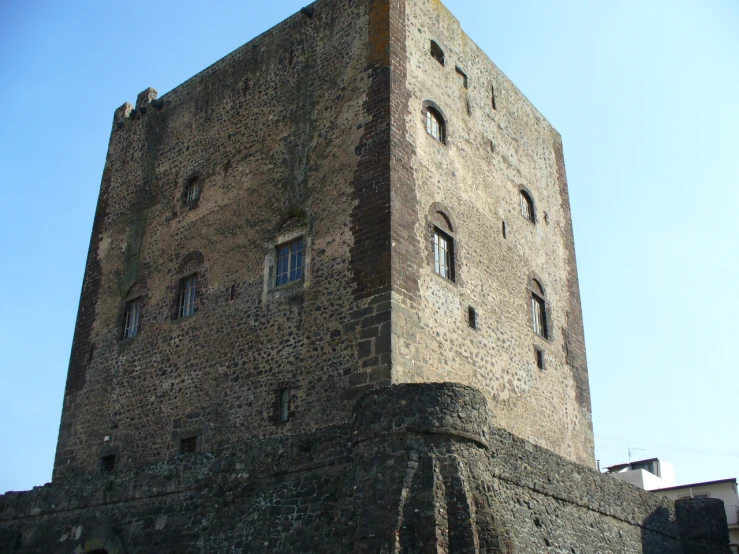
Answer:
[2,0,730,552]
[54,0,592,482]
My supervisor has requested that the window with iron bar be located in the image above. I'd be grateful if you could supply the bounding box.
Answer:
[521,191,535,222]
[185,178,199,203]
[123,298,141,339]
[279,389,290,422]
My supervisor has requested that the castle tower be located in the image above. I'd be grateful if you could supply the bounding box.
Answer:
[4,1,734,552]
[54,0,593,482]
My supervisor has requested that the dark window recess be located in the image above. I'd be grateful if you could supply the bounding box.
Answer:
[455,66,468,89]
[87,345,95,364]
[279,389,290,422]
[466,99,471,116]
[468,306,477,329]
[430,41,445,66]
[229,283,236,301]
[101,455,115,474]
[492,84,497,110]
[490,140,495,153]
[185,177,199,204]
[180,437,197,454]
[535,347,544,369]
[502,221,507,239]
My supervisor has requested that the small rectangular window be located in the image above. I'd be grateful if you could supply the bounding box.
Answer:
[101,455,115,474]
[123,298,141,339]
[434,229,453,281]
[180,437,197,454]
[178,275,198,318]
[535,347,544,369]
[468,306,477,329]
[532,294,548,338]
[275,238,305,287]
[279,389,290,422]
[455,66,468,89]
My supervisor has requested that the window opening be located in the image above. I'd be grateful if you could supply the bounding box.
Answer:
[426,108,445,143]
[434,228,453,281]
[531,293,548,338]
[178,275,198,318]
[180,437,197,454]
[430,41,445,66]
[502,221,507,239]
[520,191,535,222]
[185,178,199,204]
[101,455,115,474]
[275,238,304,287]
[468,306,477,329]
[279,389,290,422]
[123,298,141,339]
[229,283,236,301]
[491,84,497,110]
[455,66,468,89]
[535,347,544,369]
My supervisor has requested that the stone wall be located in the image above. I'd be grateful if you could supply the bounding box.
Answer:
[392,0,594,466]
[2,384,730,553]
[54,0,397,480]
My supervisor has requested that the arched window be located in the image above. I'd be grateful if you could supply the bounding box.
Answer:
[430,41,445,66]
[530,279,548,339]
[178,274,198,318]
[520,190,535,222]
[425,107,446,143]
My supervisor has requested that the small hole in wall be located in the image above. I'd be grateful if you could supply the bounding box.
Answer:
[229,284,236,301]
[100,455,115,474]
[502,221,507,239]
[300,6,315,19]
[180,437,197,454]
[490,140,495,153]
[88,345,95,364]
[544,538,551,547]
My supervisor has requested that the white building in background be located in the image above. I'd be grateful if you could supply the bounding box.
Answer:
[605,458,676,491]
[654,478,739,554]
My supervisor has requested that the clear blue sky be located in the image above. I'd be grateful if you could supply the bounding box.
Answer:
[0,0,736,494]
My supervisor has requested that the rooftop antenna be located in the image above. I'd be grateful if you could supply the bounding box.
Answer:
[628,444,646,463]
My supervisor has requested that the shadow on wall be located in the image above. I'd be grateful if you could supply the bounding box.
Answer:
[640,507,682,554]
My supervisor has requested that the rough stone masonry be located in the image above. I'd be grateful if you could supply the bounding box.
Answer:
[0,0,731,552]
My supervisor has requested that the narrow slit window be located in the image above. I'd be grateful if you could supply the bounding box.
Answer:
[275,238,305,287]
[531,293,548,338]
[279,389,290,422]
[178,275,198,318]
[229,283,236,301]
[502,221,507,239]
[180,437,197,454]
[468,306,477,329]
[491,84,497,110]
[101,455,115,474]
[123,298,141,339]
[434,228,453,280]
